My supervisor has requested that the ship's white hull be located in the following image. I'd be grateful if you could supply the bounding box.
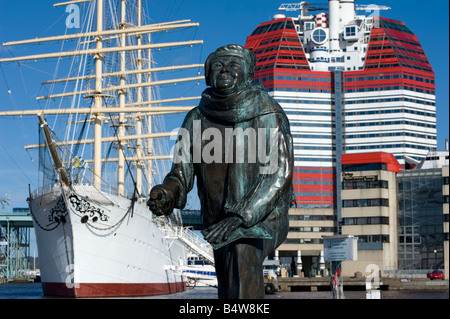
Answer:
[30,184,187,297]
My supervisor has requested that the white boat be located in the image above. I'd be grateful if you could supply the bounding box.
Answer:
[183,253,217,288]
[29,182,188,297]
[0,0,211,297]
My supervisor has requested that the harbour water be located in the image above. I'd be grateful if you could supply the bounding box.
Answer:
[0,282,448,299]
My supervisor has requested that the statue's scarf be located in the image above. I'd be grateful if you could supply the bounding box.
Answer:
[198,83,285,125]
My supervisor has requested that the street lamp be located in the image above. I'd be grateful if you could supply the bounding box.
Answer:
[433,249,437,269]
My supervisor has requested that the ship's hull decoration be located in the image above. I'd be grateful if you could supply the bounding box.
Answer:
[30,185,187,298]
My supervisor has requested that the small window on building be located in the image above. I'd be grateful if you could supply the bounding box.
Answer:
[345,26,356,37]
[305,22,315,31]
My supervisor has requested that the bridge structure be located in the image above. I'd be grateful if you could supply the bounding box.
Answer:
[0,199,35,282]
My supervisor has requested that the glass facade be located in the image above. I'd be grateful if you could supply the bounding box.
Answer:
[397,169,444,270]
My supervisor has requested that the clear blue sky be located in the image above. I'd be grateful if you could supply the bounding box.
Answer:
[0,0,448,210]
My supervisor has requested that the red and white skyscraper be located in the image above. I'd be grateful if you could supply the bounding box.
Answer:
[245,0,436,209]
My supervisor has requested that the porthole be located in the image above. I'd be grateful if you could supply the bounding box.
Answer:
[311,28,327,44]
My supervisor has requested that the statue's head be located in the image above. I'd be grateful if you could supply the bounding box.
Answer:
[205,44,256,96]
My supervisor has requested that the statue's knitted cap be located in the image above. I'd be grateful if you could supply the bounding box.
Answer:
[204,44,256,87]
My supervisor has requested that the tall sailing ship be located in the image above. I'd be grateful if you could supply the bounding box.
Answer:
[0,0,212,297]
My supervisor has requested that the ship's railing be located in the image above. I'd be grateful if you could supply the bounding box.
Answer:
[158,221,214,266]
[31,183,118,207]
[175,226,213,253]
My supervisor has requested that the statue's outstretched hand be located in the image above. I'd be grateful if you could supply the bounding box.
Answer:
[204,216,243,245]
[147,186,175,216]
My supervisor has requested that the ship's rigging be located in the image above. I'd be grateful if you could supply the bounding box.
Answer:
[0,1,213,296]
[0,0,204,207]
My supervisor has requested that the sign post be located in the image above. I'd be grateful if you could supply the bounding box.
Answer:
[323,235,358,299]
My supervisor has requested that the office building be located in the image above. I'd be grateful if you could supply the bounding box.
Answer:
[244,1,441,276]
[244,0,436,209]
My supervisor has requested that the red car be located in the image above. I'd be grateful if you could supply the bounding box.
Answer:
[427,270,444,280]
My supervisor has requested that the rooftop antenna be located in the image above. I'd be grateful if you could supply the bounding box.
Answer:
[355,4,391,12]
[278,2,328,16]
[278,2,390,17]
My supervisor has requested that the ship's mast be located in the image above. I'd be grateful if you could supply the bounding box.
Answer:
[93,0,104,190]
[0,0,204,196]
[146,29,154,193]
[117,0,127,196]
[135,0,144,194]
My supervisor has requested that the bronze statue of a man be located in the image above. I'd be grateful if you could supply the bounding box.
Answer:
[148,44,293,299]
